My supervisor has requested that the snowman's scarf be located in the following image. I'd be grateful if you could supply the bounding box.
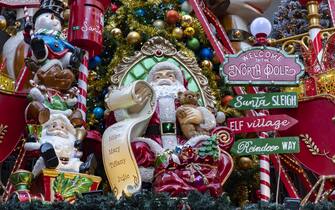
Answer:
[34,29,66,40]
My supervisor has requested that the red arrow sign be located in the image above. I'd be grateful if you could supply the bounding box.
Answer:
[227,114,298,134]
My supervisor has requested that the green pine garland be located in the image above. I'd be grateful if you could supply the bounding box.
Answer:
[2,191,335,209]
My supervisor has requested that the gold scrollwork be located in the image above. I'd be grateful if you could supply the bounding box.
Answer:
[300,134,335,163]
[0,124,8,143]
[110,36,215,110]
[270,27,335,55]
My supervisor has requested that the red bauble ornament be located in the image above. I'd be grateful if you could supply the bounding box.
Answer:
[166,10,180,24]
[221,95,233,106]
[111,3,118,13]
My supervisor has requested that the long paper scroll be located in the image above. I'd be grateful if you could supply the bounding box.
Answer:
[102,81,156,198]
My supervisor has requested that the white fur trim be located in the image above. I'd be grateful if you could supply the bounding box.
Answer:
[30,87,45,103]
[197,107,216,130]
[32,157,46,177]
[184,135,210,147]
[132,137,163,155]
[147,61,183,83]
[43,114,76,136]
[24,142,41,151]
[49,109,72,117]
[139,167,154,183]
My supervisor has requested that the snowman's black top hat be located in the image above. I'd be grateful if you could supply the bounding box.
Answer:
[33,0,65,24]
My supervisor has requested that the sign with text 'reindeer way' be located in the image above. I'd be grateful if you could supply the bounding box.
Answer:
[231,137,300,155]
[227,114,298,134]
[220,46,304,86]
[229,92,298,110]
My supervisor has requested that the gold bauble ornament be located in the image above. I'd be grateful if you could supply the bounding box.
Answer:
[172,27,183,40]
[127,31,141,44]
[153,20,165,29]
[238,157,253,170]
[111,28,122,37]
[181,15,193,28]
[201,60,213,70]
[0,15,7,31]
[183,26,195,37]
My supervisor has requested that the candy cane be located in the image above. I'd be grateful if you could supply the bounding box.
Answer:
[77,52,89,121]
[300,0,323,72]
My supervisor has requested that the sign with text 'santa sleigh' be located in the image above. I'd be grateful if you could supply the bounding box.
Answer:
[229,92,298,110]
[231,137,300,155]
[220,46,305,86]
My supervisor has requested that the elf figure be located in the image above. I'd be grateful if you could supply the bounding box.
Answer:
[24,0,83,69]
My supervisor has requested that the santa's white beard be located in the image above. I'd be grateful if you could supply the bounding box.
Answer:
[150,80,186,99]
[40,130,76,159]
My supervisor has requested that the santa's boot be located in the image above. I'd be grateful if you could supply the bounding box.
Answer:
[31,38,47,62]
[40,143,59,168]
[79,153,97,174]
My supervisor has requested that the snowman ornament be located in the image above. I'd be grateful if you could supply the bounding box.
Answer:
[24,0,83,70]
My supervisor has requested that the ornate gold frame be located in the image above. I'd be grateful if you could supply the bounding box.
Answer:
[110,36,215,109]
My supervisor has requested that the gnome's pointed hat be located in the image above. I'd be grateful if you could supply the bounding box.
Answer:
[33,0,65,24]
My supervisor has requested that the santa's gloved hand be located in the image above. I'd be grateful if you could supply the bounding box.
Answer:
[70,47,84,69]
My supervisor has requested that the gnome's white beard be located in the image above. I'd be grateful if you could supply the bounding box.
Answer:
[150,80,186,99]
[41,130,76,159]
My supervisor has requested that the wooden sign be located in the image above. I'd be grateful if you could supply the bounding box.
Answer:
[0,0,39,7]
[229,92,298,110]
[227,114,298,134]
[220,46,304,86]
[231,137,300,155]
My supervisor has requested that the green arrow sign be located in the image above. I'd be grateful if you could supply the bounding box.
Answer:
[229,92,298,110]
[231,137,300,155]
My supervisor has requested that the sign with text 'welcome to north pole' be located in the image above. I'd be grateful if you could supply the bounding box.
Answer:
[231,137,300,155]
[227,114,298,134]
[220,46,304,86]
[229,92,298,110]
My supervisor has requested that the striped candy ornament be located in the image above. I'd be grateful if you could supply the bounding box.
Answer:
[77,52,89,121]
[309,28,323,72]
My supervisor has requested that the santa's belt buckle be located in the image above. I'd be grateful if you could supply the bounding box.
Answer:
[160,122,176,135]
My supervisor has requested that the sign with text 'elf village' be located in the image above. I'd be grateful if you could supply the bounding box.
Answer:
[229,92,298,110]
[227,114,298,134]
[220,46,304,86]
[231,137,300,155]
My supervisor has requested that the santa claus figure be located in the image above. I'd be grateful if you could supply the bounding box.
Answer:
[24,0,83,69]
[106,61,232,196]
[25,114,96,177]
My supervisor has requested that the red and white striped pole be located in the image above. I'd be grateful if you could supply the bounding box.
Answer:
[77,53,89,121]
[300,0,323,73]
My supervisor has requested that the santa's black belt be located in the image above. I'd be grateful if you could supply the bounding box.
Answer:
[146,124,182,136]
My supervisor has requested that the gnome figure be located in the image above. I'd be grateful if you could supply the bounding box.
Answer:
[23,0,83,69]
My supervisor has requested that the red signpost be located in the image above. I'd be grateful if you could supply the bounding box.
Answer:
[227,114,298,134]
